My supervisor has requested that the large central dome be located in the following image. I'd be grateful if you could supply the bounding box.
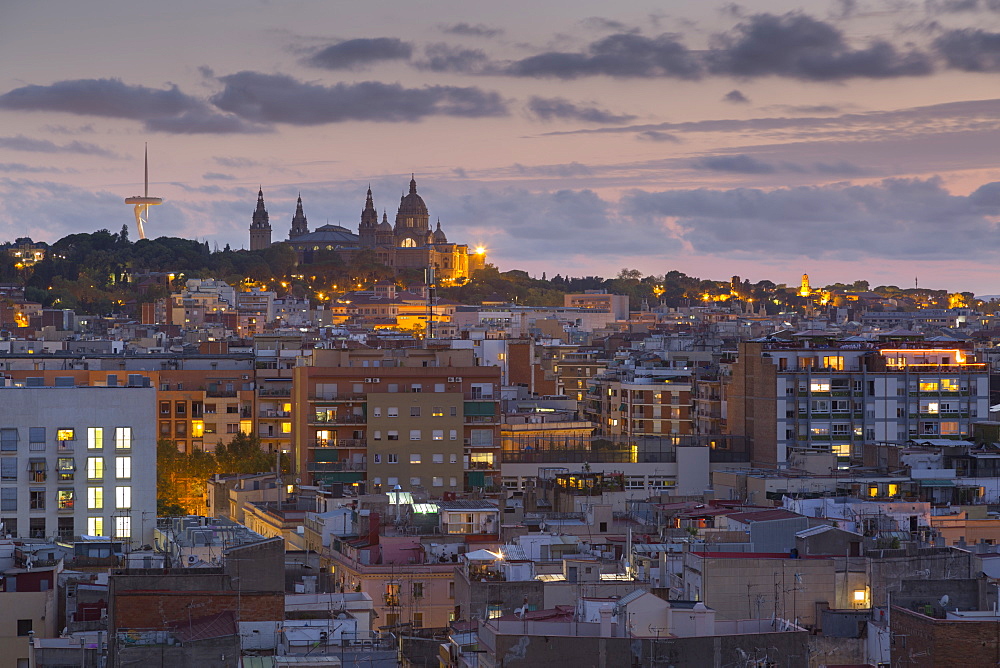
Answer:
[397,176,428,217]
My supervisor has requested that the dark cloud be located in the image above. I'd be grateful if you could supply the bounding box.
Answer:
[0,78,262,134]
[446,187,671,261]
[415,44,494,73]
[203,172,237,181]
[581,17,631,32]
[506,32,702,79]
[934,28,1000,71]
[723,89,750,104]
[708,12,934,80]
[692,155,776,173]
[0,135,117,157]
[211,72,508,123]
[41,124,95,134]
[622,177,1000,260]
[500,13,932,81]
[304,38,413,70]
[829,0,859,19]
[439,23,503,38]
[636,130,680,142]
[769,104,843,114]
[527,96,635,123]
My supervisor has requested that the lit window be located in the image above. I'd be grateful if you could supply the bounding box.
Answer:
[432,430,444,441]
[919,380,939,392]
[114,516,131,539]
[57,429,75,442]
[88,487,103,510]
[86,457,104,480]
[941,378,959,391]
[853,589,866,602]
[115,427,132,449]
[432,407,444,417]
[58,458,75,481]
[940,422,960,435]
[115,457,131,480]
[57,490,74,510]
[191,420,205,437]
[888,483,899,496]
[410,454,421,464]
[868,486,878,498]
[88,428,103,450]
[810,381,831,392]
[280,422,291,434]
[116,486,131,509]
[87,517,104,537]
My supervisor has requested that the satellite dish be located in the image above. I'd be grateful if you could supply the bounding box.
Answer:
[295,478,302,484]
[940,594,950,607]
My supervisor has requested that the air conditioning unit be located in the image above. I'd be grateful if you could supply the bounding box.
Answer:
[242,375,250,380]
[365,378,380,383]
[365,378,373,383]
[449,377,462,383]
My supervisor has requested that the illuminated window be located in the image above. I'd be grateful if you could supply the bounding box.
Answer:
[87,428,103,450]
[941,378,960,391]
[116,486,131,509]
[57,429,75,442]
[240,420,252,434]
[810,380,831,392]
[923,402,939,414]
[868,486,878,498]
[115,456,131,480]
[114,516,131,539]
[831,444,851,456]
[853,589,866,602]
[940,422,960,435]
[87,517,104,537]
[432,430,444,441]
[191,420,205,437]
[410,454,421,464]
[432,407,444,417]
[822,357,844,371]
[888,483,899,496]
[919,380,939,392]
[281,422,291,434]
[115,427,132,449]
[811,426,830,436]
[88,487,103,510]
[86,457,104,480]
[58,458,75,481]
[57,490,75,510]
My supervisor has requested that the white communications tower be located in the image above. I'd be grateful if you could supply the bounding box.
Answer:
[124,144,162,240]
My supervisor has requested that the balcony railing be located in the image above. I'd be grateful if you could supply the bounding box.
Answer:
[259,388,292,397]
[307,461,366,472]
[310,393,366,401]
[309,439,366,449]
[259,409,291,418]
[311,415,366,424]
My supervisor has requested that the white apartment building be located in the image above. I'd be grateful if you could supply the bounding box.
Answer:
[0,385,156,545]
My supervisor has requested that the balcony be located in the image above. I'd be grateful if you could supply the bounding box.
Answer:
[466,460,497,471]
[259,388,292,397]
[259,409,291,418]
[308,439,366,449]
[311,414,366,425]
[310,393,366,401]
[307,461,366,473]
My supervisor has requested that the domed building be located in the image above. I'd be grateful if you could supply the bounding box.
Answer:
[254,176,486,283]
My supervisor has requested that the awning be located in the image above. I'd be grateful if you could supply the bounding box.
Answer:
[315,472,363,483]
[918,479,955,487]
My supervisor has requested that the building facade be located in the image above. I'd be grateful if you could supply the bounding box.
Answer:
[0,384,156,546]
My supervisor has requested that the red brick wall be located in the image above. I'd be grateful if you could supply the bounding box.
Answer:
[891,606,1000,667]
[114,591,283,628]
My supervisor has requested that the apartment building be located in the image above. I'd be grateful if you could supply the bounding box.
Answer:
[292,347,501,492]
[3,368,255,453]
[0,383,156,545]
[584,365,694,438]
[728,336,990,467]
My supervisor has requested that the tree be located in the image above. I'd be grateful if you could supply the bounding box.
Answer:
[215,431,275,475]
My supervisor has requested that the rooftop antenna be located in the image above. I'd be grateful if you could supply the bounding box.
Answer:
[124,143,162,240]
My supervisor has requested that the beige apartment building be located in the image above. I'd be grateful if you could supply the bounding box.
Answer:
[292,347,501,492]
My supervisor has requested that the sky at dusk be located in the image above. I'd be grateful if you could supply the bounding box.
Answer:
[3,0,1000,292]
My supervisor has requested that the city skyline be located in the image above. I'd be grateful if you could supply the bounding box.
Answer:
[3,0,1000,291]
